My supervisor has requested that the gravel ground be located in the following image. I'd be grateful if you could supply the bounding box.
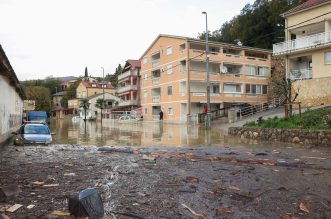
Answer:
[0,143,331,219]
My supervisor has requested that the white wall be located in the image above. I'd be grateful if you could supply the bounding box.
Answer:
[0,75,24,144]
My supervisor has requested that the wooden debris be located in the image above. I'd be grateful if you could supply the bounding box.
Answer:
[6,204,23,213]
[300,156,327,160]
[51,210,71,216]
[299,202,309,213]
[42,184,59,188]
[181,203,204,218]
[228,185,240,191]
[32,181,45,186]
[142,155,157,161]
[216,207,233,215]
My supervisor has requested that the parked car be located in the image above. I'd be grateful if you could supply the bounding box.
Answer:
[12,122,54,146]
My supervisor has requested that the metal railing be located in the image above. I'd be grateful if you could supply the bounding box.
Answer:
[289,69,312,80]
[197,107,229,124]
[237,96,286,120]
[273,31,331,55]
[152,96,160,103]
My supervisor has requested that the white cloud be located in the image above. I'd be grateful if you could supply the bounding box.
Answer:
[0,0,254,80]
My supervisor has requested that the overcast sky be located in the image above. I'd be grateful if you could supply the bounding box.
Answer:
[1,0,254,80]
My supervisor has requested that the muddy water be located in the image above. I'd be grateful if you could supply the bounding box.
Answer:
[49,118,246,147]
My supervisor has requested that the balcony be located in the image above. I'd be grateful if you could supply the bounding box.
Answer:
[152,77,160,85]
[289,69,312,80]
[118,70,138,81]
[273,31,331,55]
[152,96,160,103]
[118,99,138,107]
[117,84,138,93]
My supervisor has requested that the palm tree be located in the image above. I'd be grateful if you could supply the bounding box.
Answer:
[95,98,104,120]
[79,99,90,121]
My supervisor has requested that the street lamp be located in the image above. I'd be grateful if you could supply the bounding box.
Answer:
[101,67,105,123]
[202,11,211,128]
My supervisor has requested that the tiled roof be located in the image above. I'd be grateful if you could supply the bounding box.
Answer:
[283,0,330,16]
[127,60,141,68]
[81,80,114,89]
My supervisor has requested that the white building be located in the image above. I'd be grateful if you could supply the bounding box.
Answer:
[79,92,121,120]
[0,45,25,145]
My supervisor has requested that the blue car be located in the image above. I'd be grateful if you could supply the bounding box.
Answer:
[12,122,54,146]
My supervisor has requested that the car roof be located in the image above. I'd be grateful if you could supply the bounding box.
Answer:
[24,123,48,127]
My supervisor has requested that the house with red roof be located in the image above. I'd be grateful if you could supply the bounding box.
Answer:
[116,60,141,110]
[76,80,116,99]
[273,0,331,107]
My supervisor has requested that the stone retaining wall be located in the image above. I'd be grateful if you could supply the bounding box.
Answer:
[228,127,331,146]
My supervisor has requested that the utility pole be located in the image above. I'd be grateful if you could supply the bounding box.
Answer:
[202,11,211,129]
[101,67,105,124]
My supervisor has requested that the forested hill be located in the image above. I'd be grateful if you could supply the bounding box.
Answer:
[198,0,306,49]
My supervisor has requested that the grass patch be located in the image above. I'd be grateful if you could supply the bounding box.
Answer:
[244,108,331,130]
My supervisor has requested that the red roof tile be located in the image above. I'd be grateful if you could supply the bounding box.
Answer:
[81,80,114,89]
[127,60,141,68]
[284,0,330,16]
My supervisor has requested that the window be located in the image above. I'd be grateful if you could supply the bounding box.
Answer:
[325,51,331,64]
[167,86,173,95]
[168,107,173,115]
[246,65,257,76]
[224,84,241,93]
[144,108,148,115]
[144,73,147,80]
[166,46,173,55]
[167,65,173,74]
[179,43,186,51]
[246,84,268,95]
[144,90,147,97]
[143,57,147,64]
[212,85,220,94]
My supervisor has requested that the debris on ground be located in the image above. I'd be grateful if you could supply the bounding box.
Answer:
[181,203,204,218]
[0,185,21,202]
[5,204,23,212]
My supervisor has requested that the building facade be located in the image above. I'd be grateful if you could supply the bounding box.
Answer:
[79,93,121,120]
[76,80,116,98]
[273,0,331,107]
[0,45,25,145]
[117,60,141,110]
[140,35,272,123]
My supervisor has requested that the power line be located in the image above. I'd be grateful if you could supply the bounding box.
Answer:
[241,11,331,46]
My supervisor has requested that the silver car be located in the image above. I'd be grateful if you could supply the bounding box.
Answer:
[12,123,54,146]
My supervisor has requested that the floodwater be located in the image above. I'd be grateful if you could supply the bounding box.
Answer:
[49,118,246,147]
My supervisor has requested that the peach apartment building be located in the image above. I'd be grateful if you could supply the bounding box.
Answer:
[140,34,272,123]
[117,60,141,110]
[273,0,331,107]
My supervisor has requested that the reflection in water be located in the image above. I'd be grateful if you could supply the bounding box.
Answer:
[50,119,251,147]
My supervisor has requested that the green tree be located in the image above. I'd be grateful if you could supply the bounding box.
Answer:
[105,64,122,88]
[60,94,69,108]
[198,0,306,49]
[84,67,88,78]
[25,86,52,114]
[95,98,105,119]
[79,99,90,121]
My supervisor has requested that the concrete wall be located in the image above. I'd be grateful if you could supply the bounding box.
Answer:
[0,75,24,144]
[228,127,331,146]
[293,77,331,107]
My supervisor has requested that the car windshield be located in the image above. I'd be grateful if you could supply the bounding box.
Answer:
[24,125,50,135]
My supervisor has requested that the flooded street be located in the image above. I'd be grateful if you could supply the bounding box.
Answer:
[1,119,331,218]
[49,118,238,147]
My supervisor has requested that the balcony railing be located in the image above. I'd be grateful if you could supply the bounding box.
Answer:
[289,69,312,80]
[273,31,331,55]
[152,60,159,68]
[152,77,160,85]
[118,99,138,106]
[118,70,138,81]
[152,96,160,103]
[117,85,138,93]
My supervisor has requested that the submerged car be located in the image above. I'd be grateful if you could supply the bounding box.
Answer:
[12,123,54,146]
